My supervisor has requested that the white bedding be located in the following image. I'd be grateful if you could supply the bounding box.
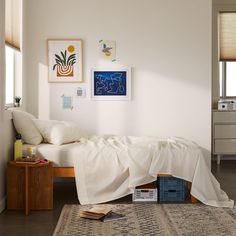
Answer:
[23,135,234,208]
[72,135,234,208]
[23,142,80,167]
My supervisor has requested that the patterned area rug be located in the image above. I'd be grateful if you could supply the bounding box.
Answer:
[53,204,236,236]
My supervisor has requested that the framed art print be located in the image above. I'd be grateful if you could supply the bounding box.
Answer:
[91,68,131,100]
[99,40,116,62]
[62,96,73,110]
[48,39,82,83]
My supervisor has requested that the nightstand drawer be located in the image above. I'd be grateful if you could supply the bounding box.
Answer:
[213,111,236,123]
[214,125,236,138]
[214,139,236,153]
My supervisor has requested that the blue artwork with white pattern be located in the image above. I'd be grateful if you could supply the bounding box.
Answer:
[93,71,127,96]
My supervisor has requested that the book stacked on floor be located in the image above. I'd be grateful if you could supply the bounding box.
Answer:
[79,205,126,222]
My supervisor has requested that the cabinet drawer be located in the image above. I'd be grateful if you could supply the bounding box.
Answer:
[214,125,236,138]
[214,139,236,153]
[213,111,236,123]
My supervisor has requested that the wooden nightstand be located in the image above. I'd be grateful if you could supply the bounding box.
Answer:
[7,160,53,215]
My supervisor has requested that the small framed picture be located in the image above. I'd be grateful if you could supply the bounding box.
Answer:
[48,39,83,83]
[99,40,116,62]
[76,87,86,98]
[62,95,73,110]
[91,68,131,100]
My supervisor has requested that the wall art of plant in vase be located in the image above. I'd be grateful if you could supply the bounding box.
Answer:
[48,39,83,82]
[54,47,76,77]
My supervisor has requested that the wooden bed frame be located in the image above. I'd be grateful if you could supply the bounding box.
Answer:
[53,167,198,203]
[54,167,75,178]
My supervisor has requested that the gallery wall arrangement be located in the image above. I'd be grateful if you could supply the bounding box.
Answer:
[47,38,131,108]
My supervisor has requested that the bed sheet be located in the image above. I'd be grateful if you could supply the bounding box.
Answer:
[23,136,234,208]
[23,142,80,167]
[72,135,234,208]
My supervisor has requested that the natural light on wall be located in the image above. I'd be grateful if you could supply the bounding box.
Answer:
[5,46,14,104]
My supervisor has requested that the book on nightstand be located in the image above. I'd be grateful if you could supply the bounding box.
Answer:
[15,157,40,164]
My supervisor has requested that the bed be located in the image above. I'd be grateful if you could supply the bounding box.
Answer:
[22,136,234,208]
[23,141,199,202]
[11,110,234,207]
[23,141,210,178]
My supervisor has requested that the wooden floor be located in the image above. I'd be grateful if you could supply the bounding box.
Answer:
[0,160,236,236]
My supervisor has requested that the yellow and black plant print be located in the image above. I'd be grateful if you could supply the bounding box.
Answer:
[53,45,76,77]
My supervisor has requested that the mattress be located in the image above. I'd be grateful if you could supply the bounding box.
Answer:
[23,142,81,167]
[23,139,211,169]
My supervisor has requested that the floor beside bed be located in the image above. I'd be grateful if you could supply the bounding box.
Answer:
[0,161,235,236]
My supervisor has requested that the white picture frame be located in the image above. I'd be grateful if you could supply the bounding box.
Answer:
[91,68,131,101]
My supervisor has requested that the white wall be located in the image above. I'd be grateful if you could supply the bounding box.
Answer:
[0,0,15,212]
[0,115,14,213]
[0,0,5,212]
[25,0,212,154]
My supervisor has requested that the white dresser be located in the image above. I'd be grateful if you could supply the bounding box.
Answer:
[213,110,236,164]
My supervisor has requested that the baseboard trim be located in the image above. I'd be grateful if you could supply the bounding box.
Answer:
[212,155,236,161]
[0,197,6,213]
[222,157,236,160]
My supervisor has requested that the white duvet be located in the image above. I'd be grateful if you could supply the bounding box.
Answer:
[71,135,234,208]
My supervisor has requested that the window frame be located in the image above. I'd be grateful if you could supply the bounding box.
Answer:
[212,5,236,106]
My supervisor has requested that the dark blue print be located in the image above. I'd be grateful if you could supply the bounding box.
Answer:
[94,71,127,96]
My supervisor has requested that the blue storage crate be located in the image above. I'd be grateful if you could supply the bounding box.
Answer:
[158,176,187,203]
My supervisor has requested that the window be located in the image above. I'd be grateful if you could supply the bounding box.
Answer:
[219,62,236,97]
[219,12,236,98]
[5,46,22,106]
[5,46,14,105]
[5,0,22,106]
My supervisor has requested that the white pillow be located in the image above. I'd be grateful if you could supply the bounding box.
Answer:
[12,110,43,145]
[33,119,84,145]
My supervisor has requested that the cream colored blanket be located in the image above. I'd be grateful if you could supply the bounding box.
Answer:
[72,135,234,208]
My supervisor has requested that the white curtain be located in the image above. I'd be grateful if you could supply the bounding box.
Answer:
[5,0,21,51]
[220,12,236,61]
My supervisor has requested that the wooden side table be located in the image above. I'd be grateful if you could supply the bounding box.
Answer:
[7,160,53,215]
